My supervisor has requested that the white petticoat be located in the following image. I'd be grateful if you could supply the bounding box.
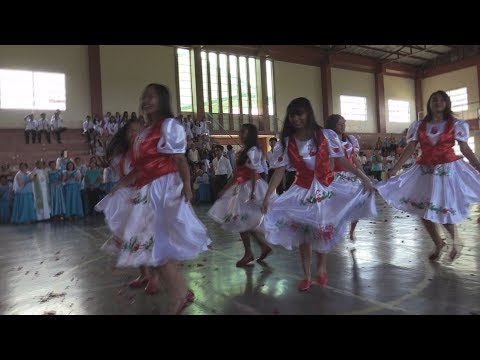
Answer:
[264,178,371,253]
[375,159,480,224]
[95,185,158,267]
[208,179,275,233]
[149,173,211,265]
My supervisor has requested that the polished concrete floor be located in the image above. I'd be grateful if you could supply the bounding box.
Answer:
[1,195,479,315]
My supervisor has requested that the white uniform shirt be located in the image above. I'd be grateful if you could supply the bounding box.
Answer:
[212,156,233,177]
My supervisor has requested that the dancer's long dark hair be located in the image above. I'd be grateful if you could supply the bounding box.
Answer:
[238,123,259,166]
[325,114,349,142]
[424,90,455,122]
[106,120,139,164]
[280,97,321,151]
[141,83,174,121]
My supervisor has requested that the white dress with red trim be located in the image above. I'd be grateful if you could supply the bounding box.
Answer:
[208,146,277,232]
[332,134,377,221]
[133,118,211,266]
[376,118,480,224]
[95,151,158,267]
[264,129,370,253]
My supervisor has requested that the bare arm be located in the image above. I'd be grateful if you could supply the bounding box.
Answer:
[389,141,417,176]
[459,142,480,170]
[174,154,192,202]
[335,157,373,192]
[261,166,286,213]
[352,154,366,175]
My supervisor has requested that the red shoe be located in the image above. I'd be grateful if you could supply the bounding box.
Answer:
[176,290,195,315]
[297,279,312,291]
[144,279,160,295]
[316,274,328,287]
[129,277,149,289]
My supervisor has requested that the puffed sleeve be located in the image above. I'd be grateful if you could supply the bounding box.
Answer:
[348,135,360,153]
[157,118,187,154]
[406,121,421,143]
[454,119,469,143]
[271,139,290,168]
[322,129,344,158]
[245,147,263,170]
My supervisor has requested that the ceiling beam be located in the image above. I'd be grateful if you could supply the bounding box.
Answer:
[356,45,429,62]
[420,54,480,78]
[408,45,446,56]
[381,45,441,65]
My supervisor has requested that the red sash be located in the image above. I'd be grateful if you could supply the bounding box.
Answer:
[234,165,261,184]
[287,130,334,189]
[133,119,178,187]
[416,118,461,165]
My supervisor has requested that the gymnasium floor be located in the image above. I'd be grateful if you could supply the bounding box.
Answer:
[1,196,479,315]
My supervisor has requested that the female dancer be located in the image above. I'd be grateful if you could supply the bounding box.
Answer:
[261,98,373,291]
[325,114,377,248]
[376,90,480,261]
[111,83,211,314]
[96,120,160,293]
[208,124,274,267]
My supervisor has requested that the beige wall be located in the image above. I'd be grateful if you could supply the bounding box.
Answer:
[0,45,90,129]
[422,66,479,120]
[274,61,323,129]
[100,45,178,117]
[384,75,416,134]
[331,68,376,133]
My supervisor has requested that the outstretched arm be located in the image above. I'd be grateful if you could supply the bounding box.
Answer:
[459,142,480,170]
[389,141,417,176]
[175,154,192,202]
[261,166,285,213]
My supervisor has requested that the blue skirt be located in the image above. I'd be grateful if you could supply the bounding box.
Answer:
[64,183,84,218]
[50,184,66,217]
[11,193,37,224]
[0,200,11,224]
